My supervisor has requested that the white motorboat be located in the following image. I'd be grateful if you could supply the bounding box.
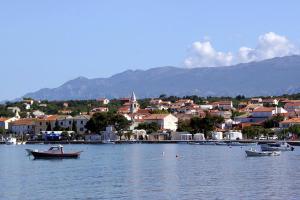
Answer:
[260,141,294,151]
[5,137,17,145]
[245,148,281,157]
[102,140,115,144]
[228,142,257,146]
[215,141,228,146]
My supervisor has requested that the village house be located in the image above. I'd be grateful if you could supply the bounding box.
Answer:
[279,118,300,128]
[7,106,21,118]
[261,98,278,106]
[9,119,36,135]
[0,117,17,130]
[150,99,162,105]
[143,114,178,131]
[284,101,300,112]
[250,98,262,104]
[34,115,59,134]
[251,106,287,118]
[97,98,110,105]
[212,101,233,110]
[32,110,45,118]
[199,104,213,110]
[73,115,91,134]
[91,107,109,113]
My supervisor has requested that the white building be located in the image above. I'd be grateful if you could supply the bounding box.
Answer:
[211,131,223,140]
[9,119,35,135]
[199,105,213,110]
[143,114,178,131]
[251,106,287,118]
[0,117,17,130]
[97,98,110,105]
[73,115,91,134]
[171,132,192,140]
[225,131,243,140]
[194,133,205,141]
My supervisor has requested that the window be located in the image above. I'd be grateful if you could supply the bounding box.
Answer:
[81,121,83,124]
[40,122,42,126]
[69,121,72,125]
[60,122,63,126]
[80,128,84,131]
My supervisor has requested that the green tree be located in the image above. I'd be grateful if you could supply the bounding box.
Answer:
[124,130,133,140]
[46,123,52,131]
[190,115,224,138]
[177,120,193,132]
[136,122,160,134]
[0,127,6,136]
[263,114,285,128]
[242,126,271,139]
[85,112,130,134]
[150,109,169,114]
[288,125,300,136]
[53,120,63,131]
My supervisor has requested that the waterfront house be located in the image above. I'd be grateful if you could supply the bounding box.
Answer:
[143,114,178,131]
[171,132,193,141]
[211,131,223,140]
[9,119,36,135]
[73,115,91,134]
[193,133,205,141]
[0,117,17,130]
[225,131,243,140]
[35,115,59,134]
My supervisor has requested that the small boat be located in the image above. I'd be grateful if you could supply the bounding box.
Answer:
[17,141,26,145]
[102,140,115,144]
[31,145,82,159]
[228,142,257,146]
[5,137,17,145]
[260,141,294,151]
[215,141,228,146]
[245,148,281,157]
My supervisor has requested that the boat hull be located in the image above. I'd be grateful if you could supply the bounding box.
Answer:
[260,144,294,151]
[31,151,81,159]
[245,150,280,157]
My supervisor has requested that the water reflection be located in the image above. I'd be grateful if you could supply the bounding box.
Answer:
[0,144,300,200]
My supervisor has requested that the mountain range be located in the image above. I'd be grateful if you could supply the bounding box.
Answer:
[23,55,300,100]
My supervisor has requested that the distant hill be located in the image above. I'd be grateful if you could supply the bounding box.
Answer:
[23,55,300,100]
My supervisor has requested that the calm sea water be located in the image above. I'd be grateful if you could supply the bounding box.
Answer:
[1,144,300,200]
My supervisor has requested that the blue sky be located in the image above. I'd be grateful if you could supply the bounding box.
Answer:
[1,0,300,100]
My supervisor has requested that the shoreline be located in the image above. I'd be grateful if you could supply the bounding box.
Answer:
[1,140,300,146]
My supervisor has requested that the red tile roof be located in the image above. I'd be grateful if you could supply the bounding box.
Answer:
[0,118,9,122]
[252,107,274,112]
[144,114,170,120]
[281,118,300,124]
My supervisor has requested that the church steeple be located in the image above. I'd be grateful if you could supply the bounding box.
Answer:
[130,91,139,114]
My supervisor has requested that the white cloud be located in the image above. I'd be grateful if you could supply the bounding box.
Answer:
[184,32,300,68]
[184,41,233,68]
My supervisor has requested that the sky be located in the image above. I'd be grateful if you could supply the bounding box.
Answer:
[1,0,300,100]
